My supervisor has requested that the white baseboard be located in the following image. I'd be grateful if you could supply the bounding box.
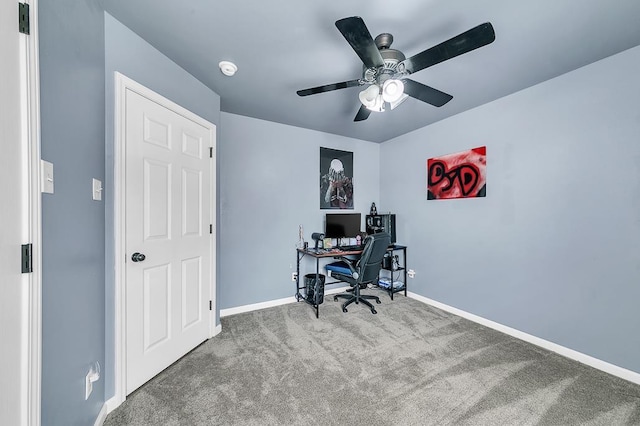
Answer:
[94,402,108,426]
[220,286,350,318]
[407,292,640,386]
[105,395,121,415]
[213,323,222,336]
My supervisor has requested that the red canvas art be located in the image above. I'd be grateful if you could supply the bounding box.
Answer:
[427,146,486,200]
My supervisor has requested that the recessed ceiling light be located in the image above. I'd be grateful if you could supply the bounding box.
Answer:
[218,61,238,77]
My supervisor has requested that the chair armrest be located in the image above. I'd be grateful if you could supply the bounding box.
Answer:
[332,256,359,279]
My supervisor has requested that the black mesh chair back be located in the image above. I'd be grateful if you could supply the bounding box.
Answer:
[356,233,392,284]
[331,232,391,314]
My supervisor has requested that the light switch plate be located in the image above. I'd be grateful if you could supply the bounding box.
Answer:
[92,178,102,201]
[41,160,54,194]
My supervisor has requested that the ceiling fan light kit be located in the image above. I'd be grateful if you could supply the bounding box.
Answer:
[358,79,405,112]
[297,17,496,122]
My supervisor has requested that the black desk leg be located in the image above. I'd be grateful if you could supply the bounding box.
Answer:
[296,250,321,318]
[314,257,320,318]
[295,251,302,301]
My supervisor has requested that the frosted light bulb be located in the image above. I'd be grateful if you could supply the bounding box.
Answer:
[359,84,380,107]
[382,79,405,103]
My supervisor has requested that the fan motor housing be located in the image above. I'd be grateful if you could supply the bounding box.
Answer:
[362,35,406,84]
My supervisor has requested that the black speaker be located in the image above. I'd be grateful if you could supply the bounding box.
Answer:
[382,252,393,270]
[366,214,396,244]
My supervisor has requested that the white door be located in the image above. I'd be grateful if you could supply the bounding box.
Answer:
[124,86,213,394]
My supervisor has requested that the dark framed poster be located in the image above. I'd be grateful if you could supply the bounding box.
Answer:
[320,147,353,209]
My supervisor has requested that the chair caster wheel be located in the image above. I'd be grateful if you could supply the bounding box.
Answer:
[376,299,381,304]
[342,307,348,313]
[334,296,338,302]
[371,309,377,314]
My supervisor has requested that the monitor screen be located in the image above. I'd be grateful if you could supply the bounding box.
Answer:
[325,213,361,239]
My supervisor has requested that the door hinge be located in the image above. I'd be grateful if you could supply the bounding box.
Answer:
[18,3,30,35]
[209,300,212,311]
[21,243,33,273]
[210,224,213,234]
[209,147,213,158]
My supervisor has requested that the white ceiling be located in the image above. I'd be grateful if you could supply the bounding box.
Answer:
[102,0,640,143]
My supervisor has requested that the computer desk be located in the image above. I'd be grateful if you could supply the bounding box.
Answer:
[295,244,408,318]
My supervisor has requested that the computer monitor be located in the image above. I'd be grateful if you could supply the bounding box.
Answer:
[324,213,361,240]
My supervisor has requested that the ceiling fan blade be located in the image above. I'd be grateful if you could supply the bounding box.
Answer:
[335,17,385,69]
[403,79,453,107]
[297,79,361,96]
[354,105,371,122]
[399,22,495,74]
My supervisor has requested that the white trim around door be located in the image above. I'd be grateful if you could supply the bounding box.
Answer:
[0,1,43,424]
[25,2,43,423]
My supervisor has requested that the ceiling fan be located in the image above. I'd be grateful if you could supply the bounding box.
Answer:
[297,17,495,122]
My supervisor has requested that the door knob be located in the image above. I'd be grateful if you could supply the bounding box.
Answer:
[131,252,146,262]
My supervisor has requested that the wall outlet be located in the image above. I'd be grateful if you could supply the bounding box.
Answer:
[291,272,298,282]
[85,361,100,400]
[408,269,416,278]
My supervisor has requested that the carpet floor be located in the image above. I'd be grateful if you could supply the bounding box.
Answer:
[104,293,640,425]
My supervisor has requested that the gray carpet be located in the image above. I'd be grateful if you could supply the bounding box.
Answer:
[104,293,640,425]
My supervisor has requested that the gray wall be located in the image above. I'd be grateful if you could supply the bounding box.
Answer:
[103,13,221,400]
[380,45,640,374]
[218,113,380,309]
[39,1,106,424]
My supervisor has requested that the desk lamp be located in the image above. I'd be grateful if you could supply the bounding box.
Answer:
[311,232,324,250]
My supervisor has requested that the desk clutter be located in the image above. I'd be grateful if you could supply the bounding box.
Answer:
[295,210,405,317]
[378,277,404,290]
[309,247,362,255]
[321,237,364,251]
[295,237,407,317]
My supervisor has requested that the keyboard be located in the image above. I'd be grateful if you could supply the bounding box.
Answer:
[338,245,362,251]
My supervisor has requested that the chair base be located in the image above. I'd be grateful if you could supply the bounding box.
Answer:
[334,290,381,314]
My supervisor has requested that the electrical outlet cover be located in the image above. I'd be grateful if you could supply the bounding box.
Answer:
[85,372,93,400]
[85,361,100,400]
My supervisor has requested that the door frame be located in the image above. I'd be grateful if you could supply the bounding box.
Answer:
[26,3,42,423]
[112,72,218,407]
[1,0,43,424]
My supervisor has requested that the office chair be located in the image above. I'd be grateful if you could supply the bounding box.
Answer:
[331,232,391,314]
